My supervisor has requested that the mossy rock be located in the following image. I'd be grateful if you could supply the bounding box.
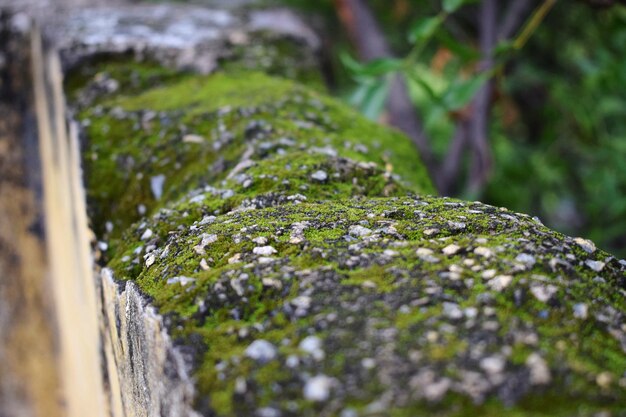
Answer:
[69,59,626,417]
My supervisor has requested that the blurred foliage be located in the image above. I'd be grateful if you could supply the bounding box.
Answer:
[280,0,626,257]
[487,4,626,254]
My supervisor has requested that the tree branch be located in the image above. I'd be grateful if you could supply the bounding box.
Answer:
[498,0,533,41]
[333,0,436,176]
[437,121,468,195]
[467,0,497,193]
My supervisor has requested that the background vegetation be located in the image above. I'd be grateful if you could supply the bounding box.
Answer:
[280,0,626,257]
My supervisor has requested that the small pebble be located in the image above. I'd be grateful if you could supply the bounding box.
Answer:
[166,276,195,286]
[253,246,277,256]
[349,225,372,237]
[150,174,166,200]
[488,275,513,292]
[303,375,333,402]
[585,259,605,272]
[574,237,596,254]
[573,303,588,319]
[474,247,494,258]
[480,355,506,374]
[182,134,205,144]
[140,228,153,241]
[442,302,463,320]
[442,244,461,256]
[144,253,155,268]
[311,170,328,182]
[526,353,551,384]
[530,284,558,303]
[245,340,277,363]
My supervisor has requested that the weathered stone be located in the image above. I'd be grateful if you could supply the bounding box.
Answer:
[17,2,622,417]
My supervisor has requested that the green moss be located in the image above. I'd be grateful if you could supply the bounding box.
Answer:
[69,55,625,417]
[70,64,433,239]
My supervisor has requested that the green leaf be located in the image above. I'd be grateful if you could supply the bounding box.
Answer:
[360,58,403,77]
[408,16,442,44]
[349,79,390,120]
[341,53,402,77]
[494,40,514,57]
[436,31,480,62]
[441,72,491,110]
[340,51,366,74]
[404,72,441,105]
[443,0,465,13]
[347,83,373,107]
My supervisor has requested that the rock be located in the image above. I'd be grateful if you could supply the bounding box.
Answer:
[193,233,218,255]
[573,303,588,319]
[442,244,461,256]
[515,253,536,268]
[166,276,195,286]
[151,174,166,200]
[416,247,439,263]
[182,134,205,144]
[228,253,242,264]
[299,335,322,353]
[474,247,494,258]
[303,375,333,402]
[526,353,551,385]
[348,225,372,237]
[423,378,451,402]
[596,372,613,389]
[585,259,605,272]
[290,221,309,244]
[574,237,596,254]
[245,340,277,363]
[252,236,268,245]
[299,335,324,360]
[140,228,153,241]
[530,284,558,303]
[310,170,328,182]
[442,302,463,320]
[480,355,506,375]
[253,245,277,256]
[487,275,513,291]
[291,295,312,310]
[481,269,497,279]
[144,253,156,268]
[256,407,281,417]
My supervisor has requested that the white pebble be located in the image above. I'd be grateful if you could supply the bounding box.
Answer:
[585,259,605,272]
[166,276,195,286]
[144,253,155,268]
[526,353,551,384]
[245,340,277,363]
[574,237,596,254]
[530,284,558,303]
[303,375,333,402]
[442,244,461,256]
[140,228,153,241]
[480,355,506,374]
[349,225,372,237]
[253,246,277,256]
[474,247,494,258]
[573,303,588,319]
[488,275,513,292]
[311,170,328,182]
[150,174,166,200]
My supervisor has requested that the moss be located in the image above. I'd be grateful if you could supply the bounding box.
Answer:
[69,64,433,239]
[69,55,625,417]
[97,195,626,416]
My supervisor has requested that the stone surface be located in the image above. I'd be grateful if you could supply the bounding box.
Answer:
[57,3,626,417]
[100,270,201,417]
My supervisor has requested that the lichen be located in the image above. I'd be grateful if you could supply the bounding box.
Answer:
[68,59,625,417]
